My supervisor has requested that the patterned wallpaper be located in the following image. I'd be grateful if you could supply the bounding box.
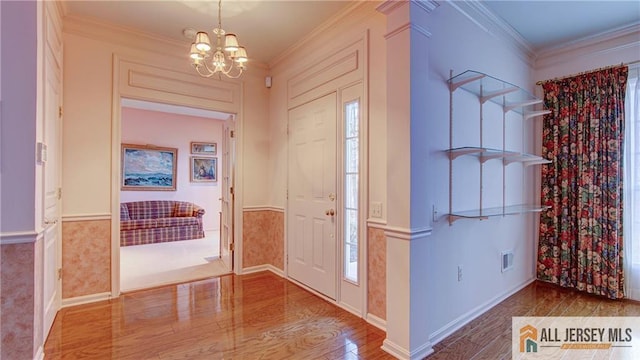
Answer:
[62,220,111,298]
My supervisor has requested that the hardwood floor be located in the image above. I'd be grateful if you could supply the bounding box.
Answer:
[44,272,640,360]
[44,271,393,359]
[426,281,640,360]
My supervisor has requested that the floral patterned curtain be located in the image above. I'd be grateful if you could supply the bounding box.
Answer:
[538,66,628,299]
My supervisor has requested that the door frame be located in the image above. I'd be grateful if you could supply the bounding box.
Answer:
[285,84,369,315]
[283,31,369,316]
[109,56,244,296]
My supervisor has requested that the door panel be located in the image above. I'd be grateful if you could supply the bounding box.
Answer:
[220,116,235,271]
[287,93,337,299]
[42,38,62,339]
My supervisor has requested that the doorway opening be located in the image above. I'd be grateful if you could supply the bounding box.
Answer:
[118,98,235,291]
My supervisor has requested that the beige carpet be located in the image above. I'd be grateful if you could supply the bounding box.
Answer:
[120,231,230,292]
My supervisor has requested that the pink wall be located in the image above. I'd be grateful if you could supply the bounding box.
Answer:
[121,106,223,231]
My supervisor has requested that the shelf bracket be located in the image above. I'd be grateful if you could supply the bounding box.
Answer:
[449,74,485,92]
[480,87,518,103]
[504,99,543,113]
[447,147,483,160]
[523,110,551,120]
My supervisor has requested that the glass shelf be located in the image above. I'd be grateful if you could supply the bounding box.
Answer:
[448,70,547,115]
[448,204,550,223]
[448,147,550,165]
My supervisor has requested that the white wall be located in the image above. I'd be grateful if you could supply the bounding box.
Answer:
[120,107,223,231]
[0,0,38,233]
[414,3,539,341]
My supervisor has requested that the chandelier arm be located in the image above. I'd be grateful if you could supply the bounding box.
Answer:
[189,0,246,79]
[196,60,243,79]
[194,64,217,78]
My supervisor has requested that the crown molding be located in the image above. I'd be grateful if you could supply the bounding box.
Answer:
[446,0,535,65]
[411,0,440,14]
[269,1,371,69]
[376,0,406,16]
[535,22,640,67]
[63,14,270,70]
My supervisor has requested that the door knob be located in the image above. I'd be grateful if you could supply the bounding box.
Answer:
[44,219,58,225]
[325,209,335,216]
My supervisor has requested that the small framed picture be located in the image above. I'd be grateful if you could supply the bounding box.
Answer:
[191,142,217,155]
[190,157,217,182]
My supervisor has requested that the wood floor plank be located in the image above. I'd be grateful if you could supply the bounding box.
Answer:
[44,271,390,360]
[426,281,640,360]
[45,274,640,360]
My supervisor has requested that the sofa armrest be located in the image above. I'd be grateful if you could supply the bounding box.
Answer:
[193,205,205,217]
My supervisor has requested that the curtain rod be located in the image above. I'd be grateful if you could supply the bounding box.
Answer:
[535,60,640,85]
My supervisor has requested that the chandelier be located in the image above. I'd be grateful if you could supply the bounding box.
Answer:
[189,0,248,79]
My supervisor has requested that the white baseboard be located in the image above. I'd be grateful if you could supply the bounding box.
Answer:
[61,291,112,308]
[366,313,387,331]
[336,301,363,318]
[34,345,44,360]
[429,277,535,346]
[382,338,434,360]
[241,264,284,277]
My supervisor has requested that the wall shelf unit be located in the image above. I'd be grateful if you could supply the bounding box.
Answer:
[447,70,551,224]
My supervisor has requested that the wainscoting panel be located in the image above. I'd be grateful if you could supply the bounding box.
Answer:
[368,225,386,320]
[1,242,36,359]
[61,219,111,299]
[242,209,284,271]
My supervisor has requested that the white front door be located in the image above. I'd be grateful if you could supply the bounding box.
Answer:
[287,93,337,299]
[220,116,235,271]
[42,39,62,339]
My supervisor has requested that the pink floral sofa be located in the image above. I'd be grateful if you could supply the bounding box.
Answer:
[120,200,205,246]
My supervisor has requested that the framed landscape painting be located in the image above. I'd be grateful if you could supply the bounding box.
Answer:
[121,144,177,191]
[190,157,217,183]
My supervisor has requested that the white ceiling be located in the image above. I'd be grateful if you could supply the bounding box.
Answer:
[62,0,639,64]
[63,0,356,65]
[483,0,640,52]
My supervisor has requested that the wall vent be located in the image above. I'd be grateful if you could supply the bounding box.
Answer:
[501,251,514,272]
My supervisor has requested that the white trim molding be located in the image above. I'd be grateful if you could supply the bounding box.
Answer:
[241,264,285,277]
[242,206,285,213]
[0,230,39,245]
[382,338,433,360]
[62,213,112,222]
[445,0,534,65]
[366,218,388,229]
[61,292,112,308]
[34,346,44,360]
[384,225,432,241]
[366,313,387,332]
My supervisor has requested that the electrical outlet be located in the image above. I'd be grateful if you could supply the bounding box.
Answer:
[457,265,463,282]
[371,202,383,218]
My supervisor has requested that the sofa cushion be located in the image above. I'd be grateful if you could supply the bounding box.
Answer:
[155,217,200,228]
[125,200,174,220]
[173,202,195,217]
[121,218,157,231]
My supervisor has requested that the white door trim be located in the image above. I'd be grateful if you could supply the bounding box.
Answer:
[110,55,244,297]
